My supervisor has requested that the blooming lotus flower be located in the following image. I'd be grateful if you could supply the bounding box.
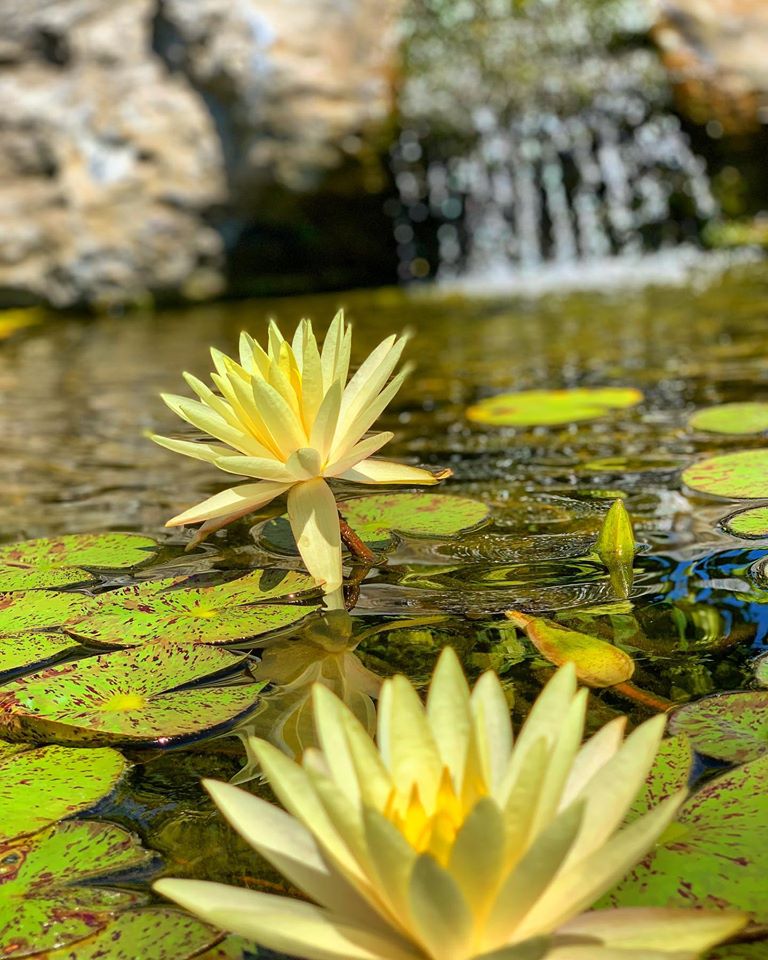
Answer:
[152,311,448,594]
[155,649,745,960]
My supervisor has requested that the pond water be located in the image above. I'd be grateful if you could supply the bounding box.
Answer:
[2,260,768,956]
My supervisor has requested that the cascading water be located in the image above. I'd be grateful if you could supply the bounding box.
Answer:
[391,0,723,291]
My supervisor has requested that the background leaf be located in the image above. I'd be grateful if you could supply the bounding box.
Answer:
[466,386,643,427]
[688,402,768,436]
[682,451,768,499]
[669,691,768,763]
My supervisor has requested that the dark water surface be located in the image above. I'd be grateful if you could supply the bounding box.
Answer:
[3,262,768,944]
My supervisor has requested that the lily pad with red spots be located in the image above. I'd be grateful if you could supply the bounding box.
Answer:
[0,533,158,592]
[0,589,97,636]
[1,744,128,842]
[261,493,490,553]
[0,642,264,747]
[0,819,152,957]
[605,755,768,923]
[682,450,768,500]
[668,691,768,764]
[626,735,693,823]
[0,631,83,681]
[466,386,643,427]
[68,570,319,647]
[688,402,768,436]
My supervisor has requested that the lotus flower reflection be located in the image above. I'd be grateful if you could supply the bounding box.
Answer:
[155,649,744,960]
[152,311,448,593]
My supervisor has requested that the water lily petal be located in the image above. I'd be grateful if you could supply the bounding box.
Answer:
[558,907,747,954]
[150,434,233,464]
[408,854,474,960]
[310,379,343,463]
[447,796,507,916]
[561,717,626,807]
[426,646,472,783]
[182,372,242,428]
[288,478,343,592]
[473,939,550,960]
[214,455,296,481]
[313,684,364,803]
[166,481,290,526]
[324,432,395,477]
[338,335,406,439]
[362,806,418,921]
[160,393,267,457]
[238,330,270,378]
[470,670,514,793]
[300,320,325,428]
[337,459,445,485]
[330,364,412,463]
[252,378,308,453]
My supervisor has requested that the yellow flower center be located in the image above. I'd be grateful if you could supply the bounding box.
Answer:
[385,767,486,866]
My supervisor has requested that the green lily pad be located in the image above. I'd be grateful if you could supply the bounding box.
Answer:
[754,653,768,686]
[1,744,128,842]
[466,387,643,427]
[720,505,768,539]
[626,735,693,823]
[0,819,152,957]
[0,642,264,747]
[261,493,490,553]
[69,570,318,647]
[0,631,82,681]
[682,450,768,499]
[45,908,221,960]
[506,610,635,687]
[688,402,768,435]
[668,691,768,763]
[194,935,255,960]
[0,590,96,636]
[0,533,158,591]
[606,755,768,923]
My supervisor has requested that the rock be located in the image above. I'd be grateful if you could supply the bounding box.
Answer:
[0,0,402,308]
[653,0,768,134]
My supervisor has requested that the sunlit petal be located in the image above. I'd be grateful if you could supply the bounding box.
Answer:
[165,481,289,526]
[288,478,343,592]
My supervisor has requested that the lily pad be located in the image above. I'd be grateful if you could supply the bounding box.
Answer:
[754,653,768,686]
[720,505,768,539]
[0,642,264,747]
[466,386,643,427]
[0,819,152,957]
[69,570,318,647]
[1,744,128,842]
[506,610,635,687]
[0,590,96,635]
[0,631,83,681]
[606,755,768,923]
[682,450,768,499]
[626,735,693,823]
[45,908,221,960]
[668,691,768,763]
[0,533,158,592]
[262,493,490,553]
[688,402,768,435]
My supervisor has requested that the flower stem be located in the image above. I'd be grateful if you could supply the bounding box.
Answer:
[611,680,673,714]
[338,511,376,564]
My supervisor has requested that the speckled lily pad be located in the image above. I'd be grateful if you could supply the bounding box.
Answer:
[606,755,768,923]
[720,505,768,539]
[68,570,318,647]
[0,819,152,957]
[669,691,768,763]
[0,631,82,681]
[688,402,768,435]
[466,386,643,427]
[626,735,693,823]
[47,908,221,960]
[0,744,128,842]
[0,533,158,591]
[0,589,96,636]
[682,450,768,499]
[261,493,490,553]
[0,642,263,747]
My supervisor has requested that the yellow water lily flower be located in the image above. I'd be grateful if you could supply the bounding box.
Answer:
[151,311,448,593]
[155,649,745,960]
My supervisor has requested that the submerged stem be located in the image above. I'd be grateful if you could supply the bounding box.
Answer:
[338,512,376,563]
[612,680,673,714]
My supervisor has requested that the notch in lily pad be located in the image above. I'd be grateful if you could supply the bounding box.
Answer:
[0,630,83,681]
[260,492,491,554]
[0,533,158,592]
[466,386,643,427]
[0,642,264,747]
[68,569,320,647]
[0,589,97,636]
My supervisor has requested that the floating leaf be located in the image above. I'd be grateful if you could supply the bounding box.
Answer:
[0,642,263,747]
[594,499,636,599]
[0,631,82,681]
[669,691,768,763]
[262,493,490,553]
[754,653,768,687]
[194,935,256,960]
[466,386,643,427]
[0,590,96,635]
[0,533,158,592]
[0,307,41,341]
[505,610,635,687]
[0,744,128,842]
[682,450,768,499]
[626,735,693,823]
[45,908,221,960]
[688,402,768,435]
[0,819,152,957]
[69,570,319,647]
[606,756,768,923]
[721,505,768,539]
